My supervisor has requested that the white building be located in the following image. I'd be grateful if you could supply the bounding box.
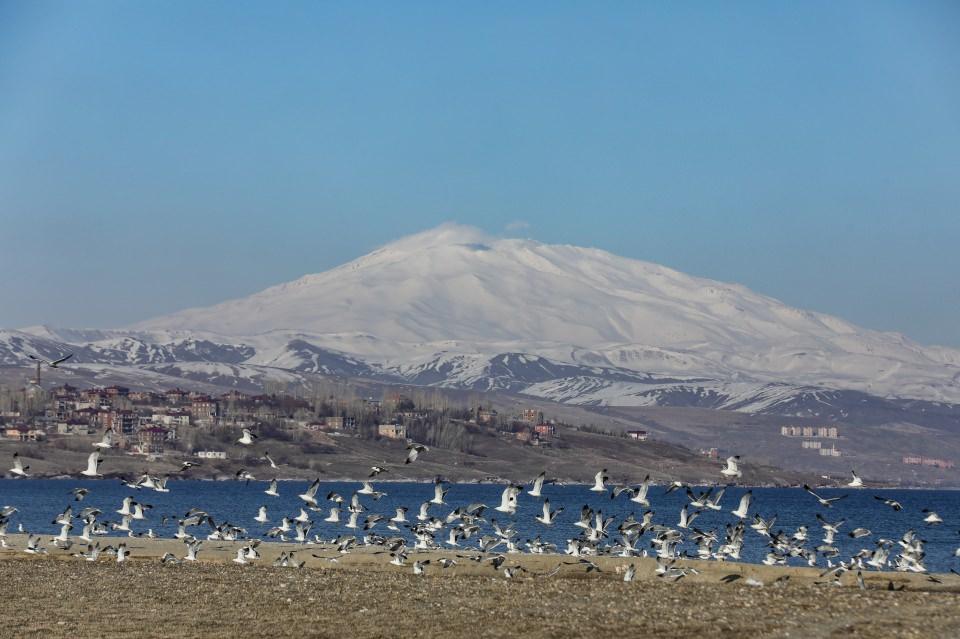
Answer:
[195,450,228,460]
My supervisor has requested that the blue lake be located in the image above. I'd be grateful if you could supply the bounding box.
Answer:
[2,479,958,573]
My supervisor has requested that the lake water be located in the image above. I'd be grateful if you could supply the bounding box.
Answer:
[2,479,958,573]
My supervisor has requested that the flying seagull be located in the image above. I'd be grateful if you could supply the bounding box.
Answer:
[590,469,608,492]
[10,453,29,478]
[721,456,743,479]
[298,478,321,507]
[264,478,280,497]
[238,428,257,446]
[732,491,751,519]
[803,484,847,508]
[405,443,428,464]
[81,451,102,478]
[847,470,864,488]
[874,496,903,511]
[28,353,73,368]
[535,499,563,525]
[93,430,113,450]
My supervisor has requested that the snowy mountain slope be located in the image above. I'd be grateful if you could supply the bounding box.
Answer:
[2,224,959,419]
[131,223,960,403]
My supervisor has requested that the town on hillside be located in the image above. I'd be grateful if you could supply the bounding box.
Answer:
[0,383,651,463]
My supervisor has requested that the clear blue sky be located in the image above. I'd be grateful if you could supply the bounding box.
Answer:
[1,1,958,345]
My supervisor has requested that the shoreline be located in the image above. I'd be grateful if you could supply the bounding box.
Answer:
[3,475,950,490]
[2,534,957,591]
[3,537,960,639]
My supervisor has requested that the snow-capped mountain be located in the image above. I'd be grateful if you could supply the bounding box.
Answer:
[3,224,960,420]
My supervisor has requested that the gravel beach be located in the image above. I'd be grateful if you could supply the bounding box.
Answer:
[2,536,959,638]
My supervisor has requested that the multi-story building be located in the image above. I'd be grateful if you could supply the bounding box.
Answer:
[476,407,498,425]
[190,397,219,424]
[519,408,543,424]
[378,423,407,440]
[137,426,169,454]
[324,416,356,430]
[535,423,558,437]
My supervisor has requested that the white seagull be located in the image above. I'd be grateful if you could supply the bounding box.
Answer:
[28,353,73,368]
[528,471,547,498]
[721,456,742,479]
[10,453,29,477]
[264,478,280,497]
[430,480,448,505]
[238,428,257,445]
[732,491,752,519]
[847,470,864,488]
[405,443,428,464]
[590,469,608,492]
[298,478,321,507]
[93,430,113,449]
[81,451,103,478]
[535,499,563,525]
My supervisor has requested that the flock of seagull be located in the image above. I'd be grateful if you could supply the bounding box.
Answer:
[2,429,959,589]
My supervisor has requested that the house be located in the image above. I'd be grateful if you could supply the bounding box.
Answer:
[129,391,162,404]
[56,420,93,435]
[53,384,78,398]
[324,416,356,430]
[165,388,188,404]
[155,413,190,428]
[196,450,228,460]
[476,406,498,425]
[190,397,219,423]
[902,456,954,469]
[519,408,543,424]
[378,423,407,440]
[137,426,168,454]
[534,423,557,437]
[625,430,648,441]
[6,426,44,441]
[106,410,137,436]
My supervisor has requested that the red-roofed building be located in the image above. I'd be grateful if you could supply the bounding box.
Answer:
[138,426,169,454]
